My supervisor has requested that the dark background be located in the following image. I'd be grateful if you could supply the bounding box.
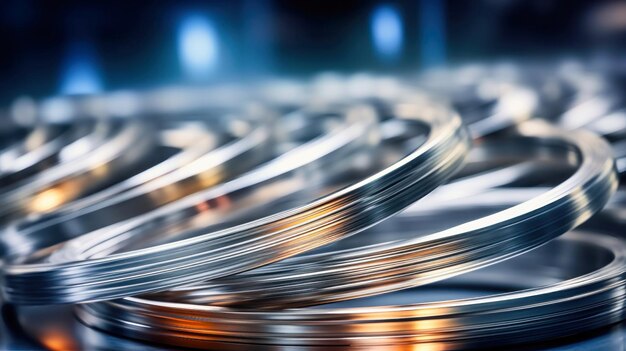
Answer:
[0,0,623,103]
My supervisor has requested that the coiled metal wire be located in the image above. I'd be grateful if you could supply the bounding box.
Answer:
[75,201,626,350]
[129,121,616,309]
[0,68,624,351]
[0,121,156,224]
[1,96,470,305]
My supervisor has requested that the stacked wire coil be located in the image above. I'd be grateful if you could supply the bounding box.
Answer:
[0,67,625,350]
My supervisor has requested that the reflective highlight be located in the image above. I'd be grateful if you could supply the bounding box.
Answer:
[177,14,219,79]
[59,43,102,95]
[371,5,403,62]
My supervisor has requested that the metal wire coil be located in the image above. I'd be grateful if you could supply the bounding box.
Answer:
[75,211,626,350]
[135,122,617,309]
[1,98,470,305]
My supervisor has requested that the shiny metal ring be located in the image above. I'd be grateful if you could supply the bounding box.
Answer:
[542,68,626,180]
[0,122,105,189]
[10,190,625,350]
[0,116,269,258]
[292,71,539,140]
[1,100,469,305]
[132,121,617,309]
[75,224,626,350]
[0,124,68,184]
[0,121,156,224]
[417,65,539,138]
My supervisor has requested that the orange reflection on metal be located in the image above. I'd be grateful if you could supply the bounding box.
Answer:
[40,330,79,351]
[30,188,67,213]
[196,201,210,212]
[196,167,223,188]
[408,342,448,351]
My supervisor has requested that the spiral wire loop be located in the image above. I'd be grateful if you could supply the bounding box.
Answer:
[0,67,626,350]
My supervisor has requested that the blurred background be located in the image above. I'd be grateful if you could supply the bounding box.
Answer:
[1,0,625,104]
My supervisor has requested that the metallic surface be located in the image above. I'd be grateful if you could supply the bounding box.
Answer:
[76,205,626,350]
[2,99,470,305]
[0,117,269,259]
[114,121,616,309]
[0,69,624,350]
[0,121,156,224]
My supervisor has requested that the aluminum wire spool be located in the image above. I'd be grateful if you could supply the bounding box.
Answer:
[1,98,470,305]
[1,69,623,351]
[74,196,626,350]
[89,120,617,311]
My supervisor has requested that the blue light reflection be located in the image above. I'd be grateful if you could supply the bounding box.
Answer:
[177,14,219,79]
[59,42,102,95]
[371,5,403,62]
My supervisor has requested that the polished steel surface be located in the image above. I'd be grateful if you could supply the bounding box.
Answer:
[0,117,269,259]
[140,122,616,309]
[417,65,539,137]
[76,212,626,350]
[0,67,624,351]
[2,95,470,305]
[0,121,156,224]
